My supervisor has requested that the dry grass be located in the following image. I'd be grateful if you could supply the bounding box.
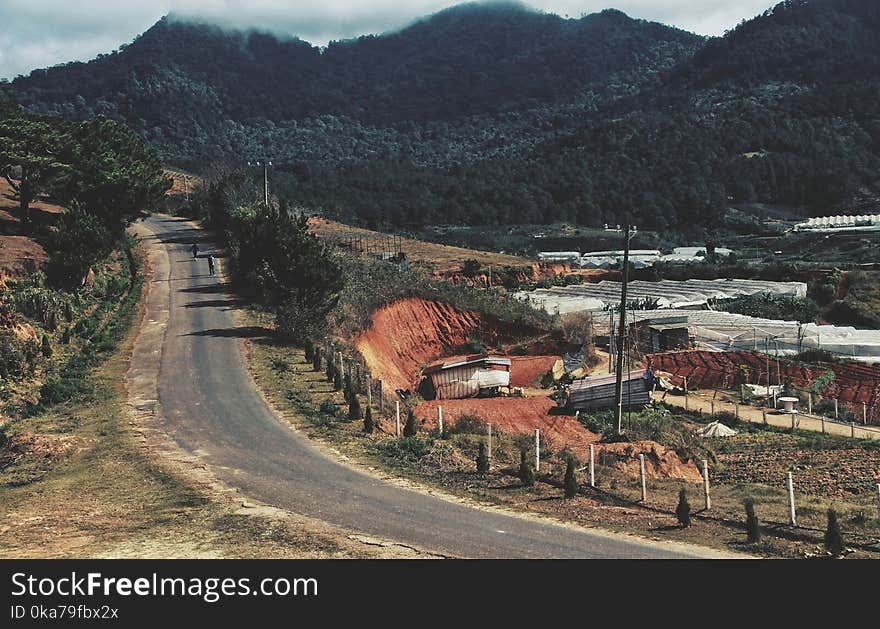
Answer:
[308,217,533,274]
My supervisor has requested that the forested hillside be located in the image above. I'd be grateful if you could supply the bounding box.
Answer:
[4,0,879,235]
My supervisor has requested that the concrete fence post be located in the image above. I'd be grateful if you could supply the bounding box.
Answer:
[787,471,797,527]
[834,399,839,419]
[864,402,868,425]
[366,375,372,409]
[808,394,812,415]
[588,443,595,488]
[487,424,493,461]
[638,454,647,502]
[437,406,443,436]
[395,401,401,437]
[821,416,825,434]
[702,459,711,511]
[534,429,540,472]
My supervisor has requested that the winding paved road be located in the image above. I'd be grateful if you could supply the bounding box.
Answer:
[132,215,734,559]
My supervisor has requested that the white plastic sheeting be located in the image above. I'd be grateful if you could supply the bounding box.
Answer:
[516,279,806,312]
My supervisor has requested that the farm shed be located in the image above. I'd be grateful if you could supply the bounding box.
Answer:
[568,369,655,411]
[632,317,690,353]
[422,355,512,400]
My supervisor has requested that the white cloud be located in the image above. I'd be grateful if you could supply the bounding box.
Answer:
[0,1,776,80]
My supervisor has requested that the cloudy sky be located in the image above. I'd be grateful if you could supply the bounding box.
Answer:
[0,0,775,80]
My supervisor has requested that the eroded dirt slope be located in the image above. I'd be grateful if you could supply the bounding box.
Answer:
[355,298,483,391]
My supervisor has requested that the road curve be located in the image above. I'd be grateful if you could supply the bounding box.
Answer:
[132,215,731,559]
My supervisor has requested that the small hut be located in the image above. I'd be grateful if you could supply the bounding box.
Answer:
[422,354,512,400]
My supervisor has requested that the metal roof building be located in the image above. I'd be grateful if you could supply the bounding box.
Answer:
[423,355,512,400]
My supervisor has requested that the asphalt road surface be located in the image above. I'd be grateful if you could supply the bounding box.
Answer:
[136,215,730,559]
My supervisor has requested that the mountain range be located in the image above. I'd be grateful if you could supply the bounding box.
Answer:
[3,0,879,235]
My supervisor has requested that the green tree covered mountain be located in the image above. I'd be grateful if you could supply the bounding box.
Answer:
[3,0,879,234]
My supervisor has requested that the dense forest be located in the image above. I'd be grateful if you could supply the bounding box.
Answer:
[4,0,880,234]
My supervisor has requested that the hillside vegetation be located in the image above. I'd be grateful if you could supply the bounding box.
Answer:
[3,1,879,235]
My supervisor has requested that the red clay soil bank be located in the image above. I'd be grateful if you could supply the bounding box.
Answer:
[355,298,484,391]
[509,356,558,387]
[416,397,597,459]
[648,350,880,422]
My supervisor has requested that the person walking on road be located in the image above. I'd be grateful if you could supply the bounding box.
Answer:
[191,242,199,258]
[207,254,216,276]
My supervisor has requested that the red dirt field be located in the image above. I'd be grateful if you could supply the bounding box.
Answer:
[648,350,880,422]
[415,397,597,458]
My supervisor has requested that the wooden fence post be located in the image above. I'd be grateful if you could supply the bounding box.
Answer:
[762,408,767,425]
[366,374,372,409]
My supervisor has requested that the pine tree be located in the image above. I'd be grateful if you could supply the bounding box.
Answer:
[41,335,52,358]
[564,457,578,499]
[676,488,691,528]
[348,394,361,422]
[343,372,353,403]
[744,498,761,543]
[304,340,314,362]
[519,450,535,487]
[312,348,322,372]
[476,442,489,473]
[363,405,374,434]
[824,508,844,556]
[403,409,417,437]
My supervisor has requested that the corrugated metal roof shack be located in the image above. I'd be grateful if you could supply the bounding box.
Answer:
[631,317,690,353]
[568,369,655,411]
[423,355,512,400]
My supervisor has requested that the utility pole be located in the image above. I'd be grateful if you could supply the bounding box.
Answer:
[614,223,632,435]
[248,159,272,206]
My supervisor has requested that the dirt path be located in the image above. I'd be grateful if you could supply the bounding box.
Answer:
[657,390,880,440]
